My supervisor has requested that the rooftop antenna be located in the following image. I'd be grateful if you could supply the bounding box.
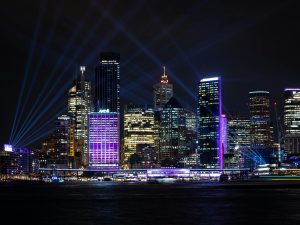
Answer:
[80,66,85,77]
[161,66,168,83]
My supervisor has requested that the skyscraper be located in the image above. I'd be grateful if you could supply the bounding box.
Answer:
[123,104,155,163]
[40,115,72,169]
[88,110,119,169]
[198,77,222,168]
[228,116,251,153]
[153,66,173,111]
[284,88,300,154]
[95,52,120,112]
[68,66,93,168]
[159,97,188,166]
[227,116,251,168]
[249,91,273,150]
[184,109,198,156]
[53,115,71,168]
[153,67,173,161]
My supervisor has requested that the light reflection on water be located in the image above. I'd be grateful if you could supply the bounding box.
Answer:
[1,181,300,225]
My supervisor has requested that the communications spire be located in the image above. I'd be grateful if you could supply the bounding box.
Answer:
[161,66,168,84]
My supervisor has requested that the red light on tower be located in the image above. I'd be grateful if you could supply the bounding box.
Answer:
[160,66,169,84]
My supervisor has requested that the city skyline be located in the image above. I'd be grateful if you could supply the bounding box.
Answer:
[2,2,300,225]
[2,1,300,145]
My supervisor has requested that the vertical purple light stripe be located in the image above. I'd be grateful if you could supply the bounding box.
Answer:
[221,114,228,155]
[218,77,223,169]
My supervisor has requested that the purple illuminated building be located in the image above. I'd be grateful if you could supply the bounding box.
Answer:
[221,114,228,154]
[88,110,120,169]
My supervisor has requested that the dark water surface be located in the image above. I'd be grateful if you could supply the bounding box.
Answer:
[1,181,300,225]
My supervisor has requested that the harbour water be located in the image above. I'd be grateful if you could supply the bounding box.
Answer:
[1,181,300,225]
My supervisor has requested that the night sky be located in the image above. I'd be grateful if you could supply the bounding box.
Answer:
[1,0,300,146]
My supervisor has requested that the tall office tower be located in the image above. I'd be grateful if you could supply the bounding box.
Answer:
[198,77,223,168]
[153,111,161,161]
[123,104,155,163]
[153,66,173,111]
[227,116,251,168]
[284,88,300,154]
[68,66,93,168]
[249,91,273,150]
[159,97,188,166]
[88,110,119,169]
[228,117,251,153]
[184,109,198,156]
[95,52,120,112]
[40,115,72,169]
[153,67,173,161]
[53,115,71,167]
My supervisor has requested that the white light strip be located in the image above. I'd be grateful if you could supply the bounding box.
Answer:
[249,91,269,94]
[200,77,219,82]
[285,88,300,91]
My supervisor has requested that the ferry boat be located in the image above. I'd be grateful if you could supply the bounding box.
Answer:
[253,165,300,181]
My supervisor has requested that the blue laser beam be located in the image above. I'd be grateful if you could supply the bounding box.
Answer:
[13,78,73,145]
[13,2,64,143]
[83,0,145,64]
[12,4,96,144]
[99,6,195,98]
[9,0,47,144]
[16,104,66,147]
[13,1,119,144]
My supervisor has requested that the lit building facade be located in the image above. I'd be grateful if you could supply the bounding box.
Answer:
[249,91,273,150]
[95,52,120,112]
[153,111,161,161]
[221,114,228,154]
[123,105,155,163]
[136,144,158,166]
[68,66,93,167]
[184,109,198,157]
[18,148,34,174]
[0,146,19,174]
[40,115,72,169]
[88,111,119,169]
[185,110,197,132]
[53,115,71,168]
[227,116,251,168]
[159,97,188,166]
[228,117,251,153]
[153,67,173,111]
[284,88,300,154]
[197,77,223,168]
[152,67,173,164]
[0,145,36,174]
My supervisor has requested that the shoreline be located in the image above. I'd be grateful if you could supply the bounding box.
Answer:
[2,179,300,188]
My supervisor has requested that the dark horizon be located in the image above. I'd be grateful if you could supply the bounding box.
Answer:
[1,0,300,146]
